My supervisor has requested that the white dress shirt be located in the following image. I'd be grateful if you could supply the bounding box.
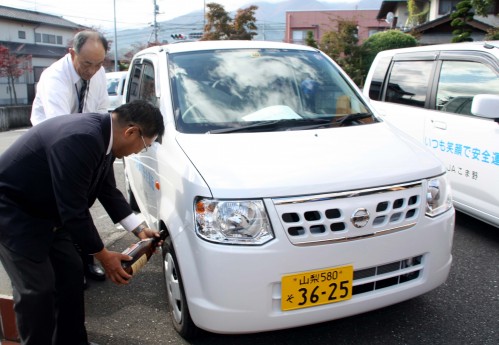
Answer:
[105,113,143,233]
[30,54,110,126]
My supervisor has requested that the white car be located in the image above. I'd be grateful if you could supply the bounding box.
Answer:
[363,41,499,228]
[105,71,127,112]
[123,40,454,339]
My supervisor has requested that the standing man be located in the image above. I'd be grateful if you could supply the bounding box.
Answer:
[31,30,111,282]
[0,100,165,345]
[31,29,109,125]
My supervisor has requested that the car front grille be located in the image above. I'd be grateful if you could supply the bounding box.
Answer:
[272,181,423,246]
[352,255,423,295]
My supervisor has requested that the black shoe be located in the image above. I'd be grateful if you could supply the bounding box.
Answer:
[85,263,106,281]
[88,342,100,345]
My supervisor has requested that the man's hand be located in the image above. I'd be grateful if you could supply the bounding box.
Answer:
[137,228,164,248]
[94,248,132,285]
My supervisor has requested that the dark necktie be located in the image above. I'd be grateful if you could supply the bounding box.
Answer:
[78,79,88,113]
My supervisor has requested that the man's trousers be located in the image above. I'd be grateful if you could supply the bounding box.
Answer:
[0,230,88,345]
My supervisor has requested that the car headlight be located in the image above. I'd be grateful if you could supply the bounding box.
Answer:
[425,174,453,217]
[195,198,274,245]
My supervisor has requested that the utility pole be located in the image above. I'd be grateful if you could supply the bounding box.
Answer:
[153,0,159,43]
[113,0,118,71]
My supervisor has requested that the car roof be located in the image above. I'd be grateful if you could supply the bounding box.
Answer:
[376,40,499,57]
[133,40,319,57]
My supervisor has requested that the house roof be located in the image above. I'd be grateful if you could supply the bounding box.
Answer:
[410,13,494,34]
[0,5,84,29]
[0,41,68,59]
[377,0,406,20]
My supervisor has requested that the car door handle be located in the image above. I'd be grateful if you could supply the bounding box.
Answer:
[431,120,447,130]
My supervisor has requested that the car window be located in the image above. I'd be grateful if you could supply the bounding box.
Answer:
[385,60,433,108]
[367,56,391,101]
[127,60,158,107]
[168,49,373,133]
[107,78,119,95]
[436,60,499,115]
[139,64,158,107]
[127,63,142,102]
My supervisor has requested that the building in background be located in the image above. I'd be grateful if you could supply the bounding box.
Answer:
[376,0,498,45]
[0,5,84,105]
[285,10,389,45]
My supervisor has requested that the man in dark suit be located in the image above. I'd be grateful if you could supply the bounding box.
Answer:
[0,100,165,345]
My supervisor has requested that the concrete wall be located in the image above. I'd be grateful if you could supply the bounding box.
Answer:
[0,106,31,132]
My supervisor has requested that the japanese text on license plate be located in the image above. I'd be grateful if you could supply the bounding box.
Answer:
[281,265,353,311]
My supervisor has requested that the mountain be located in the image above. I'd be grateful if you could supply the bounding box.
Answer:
[109,0,383,57]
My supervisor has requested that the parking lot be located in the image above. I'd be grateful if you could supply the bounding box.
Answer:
[1,129,498,345]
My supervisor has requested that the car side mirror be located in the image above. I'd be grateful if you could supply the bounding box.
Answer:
[471,94,499,121]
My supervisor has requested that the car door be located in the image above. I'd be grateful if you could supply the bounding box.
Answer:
[125,56,162,226]
[424,53,499,224]
[369,52,438,141]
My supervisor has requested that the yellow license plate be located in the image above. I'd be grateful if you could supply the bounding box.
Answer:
[281,265,353,311]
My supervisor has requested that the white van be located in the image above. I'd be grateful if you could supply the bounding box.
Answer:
[363,41,499,228]
[106,71,127,112]
[122,40,454,339]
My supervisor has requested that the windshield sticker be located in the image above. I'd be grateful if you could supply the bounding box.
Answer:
[425,137,499,168]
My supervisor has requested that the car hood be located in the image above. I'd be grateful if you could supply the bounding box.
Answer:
[175,123,444,198]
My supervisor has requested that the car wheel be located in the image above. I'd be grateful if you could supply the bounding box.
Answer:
[162,235,198,339]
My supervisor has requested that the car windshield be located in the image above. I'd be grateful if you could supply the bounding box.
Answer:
[169,48,375,133]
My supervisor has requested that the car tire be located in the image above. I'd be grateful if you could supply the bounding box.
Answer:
[162,235,198,339]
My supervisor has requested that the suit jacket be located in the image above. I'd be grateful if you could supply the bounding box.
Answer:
[0,113,132,261]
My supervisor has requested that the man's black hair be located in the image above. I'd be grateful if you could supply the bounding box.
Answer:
[114,100,165,138]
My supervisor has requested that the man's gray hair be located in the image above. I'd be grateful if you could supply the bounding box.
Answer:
[72,30,109,53]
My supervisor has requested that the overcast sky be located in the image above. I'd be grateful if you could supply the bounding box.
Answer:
[3,0,364,30]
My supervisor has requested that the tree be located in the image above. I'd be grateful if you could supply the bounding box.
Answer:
[451,0,495,42]
[231,6,258,40]
[485,27,499,40]
[0,45,32,105]
[451,0,474,42]
[121,42,161,70]
[360,30,417,79]
[304,31,318,48]
[202,2,258,40]
[470,0,495,16]
[319,20,363,85]
[406,0,430,28]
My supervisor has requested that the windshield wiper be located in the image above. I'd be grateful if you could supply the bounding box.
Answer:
[207,118,339,134]
[207,120,282,134]
[332,113,374,127]
[206,115,370,134]
[285,118,334,130]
